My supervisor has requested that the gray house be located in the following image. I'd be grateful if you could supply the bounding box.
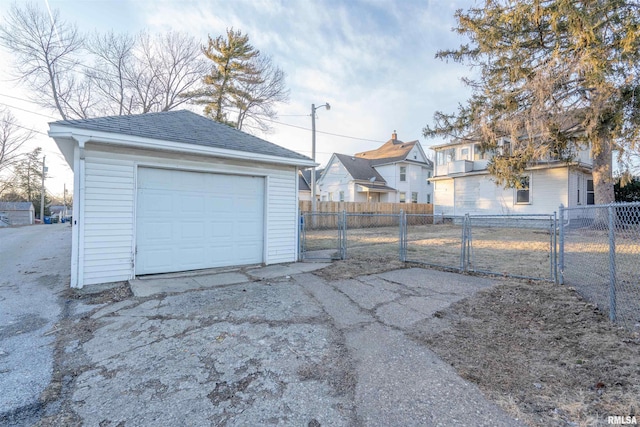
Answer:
[0,201,35,225]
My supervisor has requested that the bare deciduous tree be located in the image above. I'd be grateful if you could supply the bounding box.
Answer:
[0,109,32,173]
[86,31,207,115]
[0,2,86,120]
[2,3,207,118]
[235,54,289,132]
[148,31,209,112]
[85,31,136,116]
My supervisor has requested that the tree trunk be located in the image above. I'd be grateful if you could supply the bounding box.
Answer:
[592,138,616,205]
[591,137,615,228]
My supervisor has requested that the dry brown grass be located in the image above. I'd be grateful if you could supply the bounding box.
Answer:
[411,279,640,427]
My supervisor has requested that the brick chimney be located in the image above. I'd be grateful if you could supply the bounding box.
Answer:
[392,130,397,141]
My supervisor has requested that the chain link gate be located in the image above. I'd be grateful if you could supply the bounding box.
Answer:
[299,212,345,261]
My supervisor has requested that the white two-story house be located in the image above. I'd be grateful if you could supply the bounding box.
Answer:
[430,137,594,216]
[317,132,433,203]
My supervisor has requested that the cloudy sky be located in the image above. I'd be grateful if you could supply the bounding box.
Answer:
[0,0,475,196]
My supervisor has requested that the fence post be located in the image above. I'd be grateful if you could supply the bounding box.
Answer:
[299,213,305,261]
[461,214,471,271]
[558,204,565,285]
[341,210,347,260]
[552,212,558,283]
[608,205,617,322]
[399,210,406,262]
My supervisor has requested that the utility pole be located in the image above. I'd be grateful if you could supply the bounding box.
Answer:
[310,102,330,213]
[63,183,67,219]
[40,155,46,222]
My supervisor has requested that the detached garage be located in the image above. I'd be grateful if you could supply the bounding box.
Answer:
[48,110,314,288]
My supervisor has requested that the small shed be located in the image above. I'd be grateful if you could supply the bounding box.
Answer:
[49,110,314,288]
[0,201,35,225]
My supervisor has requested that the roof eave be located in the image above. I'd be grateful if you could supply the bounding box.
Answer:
[48,125,317,168]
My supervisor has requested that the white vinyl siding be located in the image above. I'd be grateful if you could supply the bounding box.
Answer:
[435,167,570,216]
[317,156,354,201]
[79,145,298,286]
[265,173,298,264]
[83,157,135,285]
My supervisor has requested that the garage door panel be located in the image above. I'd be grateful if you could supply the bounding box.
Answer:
[180,221,207,239]
[179,195,205,214]
[138,221,172,240]
[212,222,234,239]
[136,168,264,275]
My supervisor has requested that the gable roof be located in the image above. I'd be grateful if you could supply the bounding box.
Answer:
[355,137,421,166]
[0,201,34,211]
[334,153,386,183]
[49,110,311,162]
[298,171,311,191]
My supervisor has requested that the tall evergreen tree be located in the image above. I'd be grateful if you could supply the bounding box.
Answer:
[191,28,288,131]
[8,147,49,217]
[424,0,640,205]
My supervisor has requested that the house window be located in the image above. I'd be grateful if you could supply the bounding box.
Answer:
[400,166,407,182]
[474,144,489,160]
[437,149,456,165]
[587,179,595,205]
[446,148,456,162]
[339,191,344,202]
[399,192,406,203]
[501,141,511,156]
[461,148,469,160]
[516,176,530,204]
[411,192,418,203]
[427,171,432,185]
[426,194,431,204]
[577,175,581,205]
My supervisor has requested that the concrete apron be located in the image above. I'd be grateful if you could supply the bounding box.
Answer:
[73,266,522,426]
[128,262,331,297]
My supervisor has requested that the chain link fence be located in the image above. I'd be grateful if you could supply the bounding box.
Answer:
[301,211,557,281]
[559,203,640,330]
[300,204,640,330]
[403,214,556,281]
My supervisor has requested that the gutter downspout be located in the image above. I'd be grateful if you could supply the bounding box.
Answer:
[72,136,89,288]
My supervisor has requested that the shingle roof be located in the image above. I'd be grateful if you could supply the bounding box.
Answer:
[298,172,311,191]
[355,138,419,165]
[334,154,386,183]
[0,201,34,211]
[50,110,311,162]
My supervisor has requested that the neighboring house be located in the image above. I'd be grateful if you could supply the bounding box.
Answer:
[298,170,312,201]
[318,132,433,203]
[430,136,594,216]
[49,110,314,288]
[298,169,323,202]
[0,201,35,225]
[49,205,71,221]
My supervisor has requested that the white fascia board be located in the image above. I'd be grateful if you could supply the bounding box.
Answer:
[48,125,317,168]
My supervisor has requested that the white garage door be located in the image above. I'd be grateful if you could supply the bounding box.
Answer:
[135,167,264,275]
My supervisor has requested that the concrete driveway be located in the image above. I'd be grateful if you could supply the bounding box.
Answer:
[1,225,522,426]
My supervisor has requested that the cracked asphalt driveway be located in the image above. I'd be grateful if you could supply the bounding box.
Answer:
[2,225,523,426]
[48,270,522,426]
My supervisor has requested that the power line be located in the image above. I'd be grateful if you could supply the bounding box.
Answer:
[0,100,59,120]
[264,118,385,143]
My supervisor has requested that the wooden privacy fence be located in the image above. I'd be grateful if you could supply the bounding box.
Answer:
[299,201,433,215]
[299,201,434,229]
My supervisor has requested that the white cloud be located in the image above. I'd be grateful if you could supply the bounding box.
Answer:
[0,0,477,195]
